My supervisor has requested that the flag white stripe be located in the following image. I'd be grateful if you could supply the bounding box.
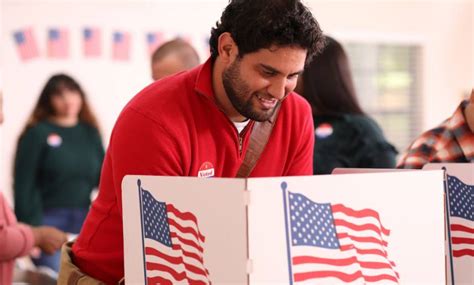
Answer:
[145,238,208,275]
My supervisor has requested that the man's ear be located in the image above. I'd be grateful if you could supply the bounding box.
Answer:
[470,88,474,103]
[217,32,238,63]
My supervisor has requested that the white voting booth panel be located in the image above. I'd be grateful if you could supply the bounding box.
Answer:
[423,164,474,285]
[247,171,446,284]
[122,176,248,285]
[122,171,446,284]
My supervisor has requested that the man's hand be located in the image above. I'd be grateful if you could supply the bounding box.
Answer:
[31,226,68,255]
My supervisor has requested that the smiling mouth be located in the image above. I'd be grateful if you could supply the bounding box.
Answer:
[256,94,278,109]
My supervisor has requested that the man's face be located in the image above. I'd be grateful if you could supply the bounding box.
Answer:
[222,45,306,122]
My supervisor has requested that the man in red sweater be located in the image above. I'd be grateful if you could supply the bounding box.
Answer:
[70,0,326,283]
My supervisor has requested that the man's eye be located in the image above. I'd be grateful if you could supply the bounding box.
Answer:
[263,70,276,76]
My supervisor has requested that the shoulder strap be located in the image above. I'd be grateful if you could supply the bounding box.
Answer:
[236,104,281,178]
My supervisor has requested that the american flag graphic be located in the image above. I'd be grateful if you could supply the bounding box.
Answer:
[146,32,164,55]
[447,175,474,258]
[12,28,39,61]
[112,31,130,60]
[140,188,211,284]
[286,191,399,284]
[83,27,101,57]
[47,28,69,58]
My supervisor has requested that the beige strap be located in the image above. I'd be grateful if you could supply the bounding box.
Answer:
[67,271,84,285]
[58,241,108,285]
[236,104,281,178]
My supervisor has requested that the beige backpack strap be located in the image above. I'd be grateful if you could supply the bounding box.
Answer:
[236,104,281,178]
[58,241,107,285]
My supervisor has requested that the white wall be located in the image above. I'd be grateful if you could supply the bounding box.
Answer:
[307,0,473,124]
[1,0,473,203]
[1,0,228,203]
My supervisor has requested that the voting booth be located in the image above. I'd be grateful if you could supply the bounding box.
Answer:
[122,170,452,284]
[422,164,473,285]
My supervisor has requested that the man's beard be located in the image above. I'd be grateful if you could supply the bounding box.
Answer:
[222,60,278,122]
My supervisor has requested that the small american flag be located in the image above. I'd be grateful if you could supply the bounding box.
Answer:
[287,191,399,284]
[447,175,474,258]
[12,28,39,61]
[47,28,69,58]
[112,31,130,60]
[140,188,211,284]
[146,32,164,55]
[83,27,101,57]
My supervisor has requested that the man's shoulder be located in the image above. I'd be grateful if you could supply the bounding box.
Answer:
[281,92,312,118]
[410,123,449,150]
[397,122,449,169]
[132,72,195,108]
[123,70,199,123]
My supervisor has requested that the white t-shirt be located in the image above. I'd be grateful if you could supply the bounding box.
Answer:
[233,119,250,134]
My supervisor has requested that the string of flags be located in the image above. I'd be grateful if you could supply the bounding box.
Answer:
[12,27,210,62]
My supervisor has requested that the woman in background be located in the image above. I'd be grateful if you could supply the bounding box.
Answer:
[13,74,104,272]
[295,36,397,174]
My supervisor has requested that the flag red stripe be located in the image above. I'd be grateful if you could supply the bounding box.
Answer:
[451,237,474,245]
[147,276,172,285]
[146,245,208,276]
[168,219,205,243]
[293,255,395,269]
[452,249,474,257]
[146,262,187,281]
[339,245,397,268]
[147,274,209,285]
[146,261,209,281]
[294,270,399,282]
[335,219,389,242]
[333,204,390,235]
[167,204,199,226]
[171,243,204,264]
[169,241,211,275]
[338,232,388,247]
[451,224,474,234]
[170,232,204,253]
[146,247,182,264]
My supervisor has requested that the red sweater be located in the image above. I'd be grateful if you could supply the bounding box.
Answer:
[73,59,314,283]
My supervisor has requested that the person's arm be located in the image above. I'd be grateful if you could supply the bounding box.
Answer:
[397,145,431,169]
[396,131,438,169]
[14,128,44,226]
[93,128,105,187]
[30,226,67,254]
[361,142,398,168]
[0,193,35,261]
[285,102,315,175]
[109,107,184,215]
[356,117,398,169]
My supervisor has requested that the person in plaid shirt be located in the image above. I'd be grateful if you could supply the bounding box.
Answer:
[398,89,474,169]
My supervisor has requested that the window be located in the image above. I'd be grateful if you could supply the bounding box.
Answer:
[344,42,422,153]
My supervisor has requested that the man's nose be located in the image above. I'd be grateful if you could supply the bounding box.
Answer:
[267,78,288,100]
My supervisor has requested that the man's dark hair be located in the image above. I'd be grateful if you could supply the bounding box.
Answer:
[209,0,325,63]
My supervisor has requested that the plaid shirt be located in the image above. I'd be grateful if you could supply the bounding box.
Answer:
[398,101,474,169]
